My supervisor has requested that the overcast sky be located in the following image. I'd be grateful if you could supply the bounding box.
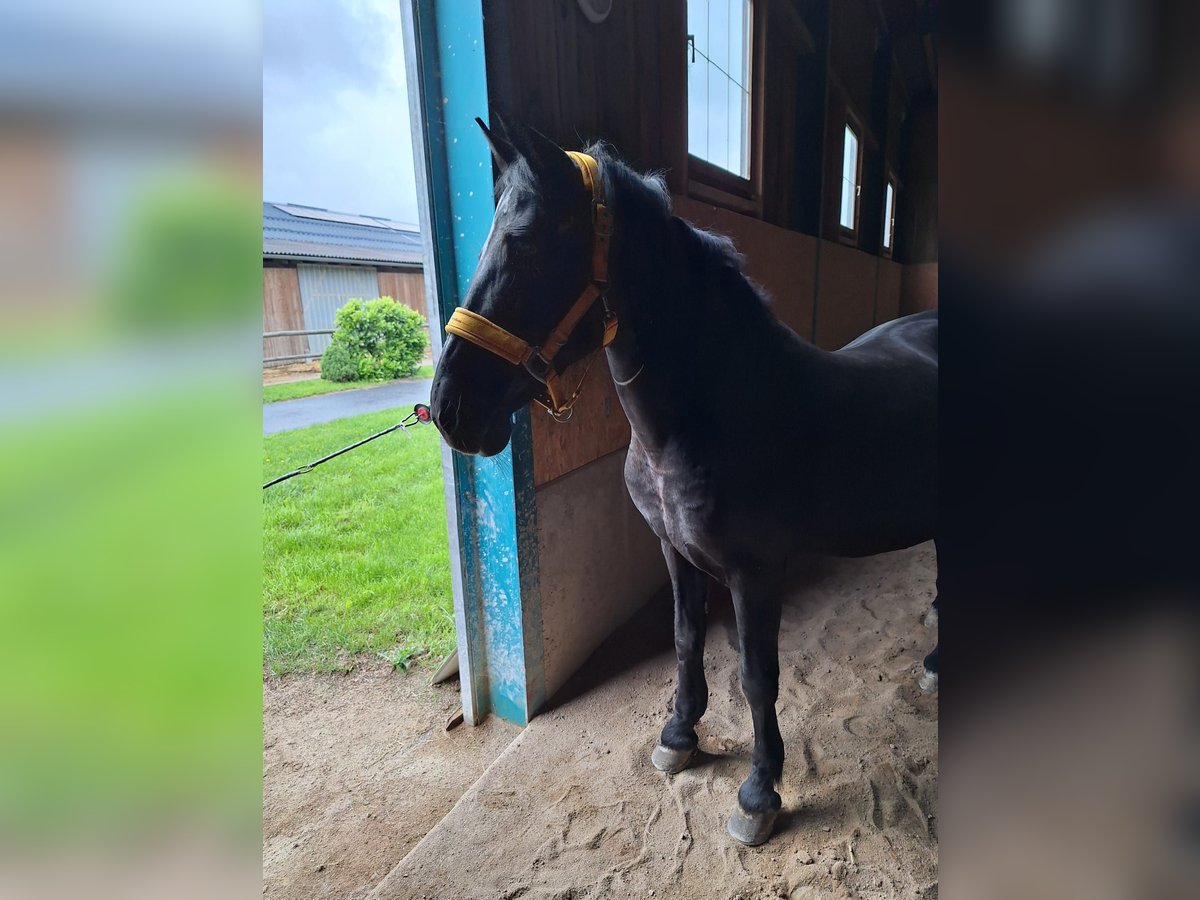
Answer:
[263,0,419,224]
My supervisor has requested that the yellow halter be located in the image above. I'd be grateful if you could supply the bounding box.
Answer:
[444,151,618,421]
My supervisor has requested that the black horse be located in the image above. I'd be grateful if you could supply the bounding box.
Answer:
[431,119,938,846]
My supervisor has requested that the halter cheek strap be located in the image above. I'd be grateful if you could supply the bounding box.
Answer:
[444,151,617,421]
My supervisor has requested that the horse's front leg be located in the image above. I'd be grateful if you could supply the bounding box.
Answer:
[726,573,784,846]
[651,542,710,775]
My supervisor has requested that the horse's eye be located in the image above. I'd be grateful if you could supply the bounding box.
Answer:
[503,233,535,258]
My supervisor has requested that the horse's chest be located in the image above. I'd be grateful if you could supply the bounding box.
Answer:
[624,448,719,562]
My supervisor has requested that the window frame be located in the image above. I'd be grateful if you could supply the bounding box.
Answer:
[838,118,864,239]
[685,0,764,216]
[882,173,897,257]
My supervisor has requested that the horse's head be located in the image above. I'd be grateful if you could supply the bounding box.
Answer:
[431,118,612,456]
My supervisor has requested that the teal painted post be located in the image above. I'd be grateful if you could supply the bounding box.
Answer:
[402,0,544,725]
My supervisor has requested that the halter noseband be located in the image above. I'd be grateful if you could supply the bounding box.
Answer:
[444,151,618,421]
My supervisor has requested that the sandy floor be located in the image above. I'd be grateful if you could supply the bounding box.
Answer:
[263,665,520,899]
[371,544,939,900]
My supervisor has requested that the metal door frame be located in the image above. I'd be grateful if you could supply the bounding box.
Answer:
[400,0,544,725]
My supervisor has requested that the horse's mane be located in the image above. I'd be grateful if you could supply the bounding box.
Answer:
[588,142,773,318]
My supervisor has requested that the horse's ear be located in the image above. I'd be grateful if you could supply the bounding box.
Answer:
[508,122,578,186]
[476,117,517,171]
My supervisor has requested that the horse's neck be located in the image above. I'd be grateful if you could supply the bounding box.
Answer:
[603,207,733,450]
[601,184,826,454]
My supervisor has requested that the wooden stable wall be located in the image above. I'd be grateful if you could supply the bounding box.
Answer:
[263,266,307,359]
[676,197,920,352]
[377,269,426,313]
[901,262,938,316]
[483,0,685,190]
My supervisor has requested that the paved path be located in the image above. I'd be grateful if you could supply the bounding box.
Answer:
[263,379,433,435]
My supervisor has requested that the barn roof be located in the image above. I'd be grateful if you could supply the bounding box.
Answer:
[263,202,424,267]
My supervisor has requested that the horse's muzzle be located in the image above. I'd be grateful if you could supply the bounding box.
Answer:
[430,383,513,457]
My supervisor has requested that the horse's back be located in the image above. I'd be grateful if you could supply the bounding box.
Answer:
[838,309,937,366]
[805,309,937,555]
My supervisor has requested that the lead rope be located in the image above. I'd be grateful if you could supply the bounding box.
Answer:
[263,404,433,489]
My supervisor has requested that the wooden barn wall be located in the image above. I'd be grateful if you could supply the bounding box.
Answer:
[482,0,685,186]
[376,269,426,314]
[673,196,818,341]
[262,265,307,359]
[875,257,903,325]
[814,240,877,351]
[829,0,878,123]
[900,261,938,315]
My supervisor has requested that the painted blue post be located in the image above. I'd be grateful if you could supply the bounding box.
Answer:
[402,0,543,725]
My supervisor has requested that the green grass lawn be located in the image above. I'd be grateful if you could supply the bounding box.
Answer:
[263,365,435,403]
[263,407,452,674]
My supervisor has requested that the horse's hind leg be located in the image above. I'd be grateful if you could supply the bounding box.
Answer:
[651,542,710,775]
[920,540,941,692]
[920,644,939,693]
[726,573,784,846]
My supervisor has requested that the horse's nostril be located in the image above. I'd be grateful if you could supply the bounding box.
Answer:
[432,403,451,432]
[431,391,459,433]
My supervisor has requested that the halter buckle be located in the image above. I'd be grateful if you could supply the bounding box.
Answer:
[523,350,554,383]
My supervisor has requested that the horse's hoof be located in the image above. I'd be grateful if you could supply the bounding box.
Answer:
[924,607,938,628]
[651,744,696,774]
[727,805,778,846]
[918,667,939,693]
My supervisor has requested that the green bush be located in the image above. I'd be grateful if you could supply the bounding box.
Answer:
[320,297,428,382]
[318,339,360,383]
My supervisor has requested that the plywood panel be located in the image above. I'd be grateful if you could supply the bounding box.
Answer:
[262,266,307,359]
[900,261,938,316]
[377,270,426,316]
[530,355,630,487]
[875,257,902,325]
[814,241,877,350]
[673,195,818,341]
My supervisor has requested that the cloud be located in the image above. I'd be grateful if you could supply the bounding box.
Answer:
[263,0,418,224]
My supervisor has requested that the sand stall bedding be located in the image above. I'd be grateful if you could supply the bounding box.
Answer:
[370,543,939,900]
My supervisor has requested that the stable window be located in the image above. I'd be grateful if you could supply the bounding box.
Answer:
[687,0,753,180]
[839,124,861,232]
[883,178,896,254]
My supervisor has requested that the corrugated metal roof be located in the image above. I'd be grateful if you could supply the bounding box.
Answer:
[263,202,424,267]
